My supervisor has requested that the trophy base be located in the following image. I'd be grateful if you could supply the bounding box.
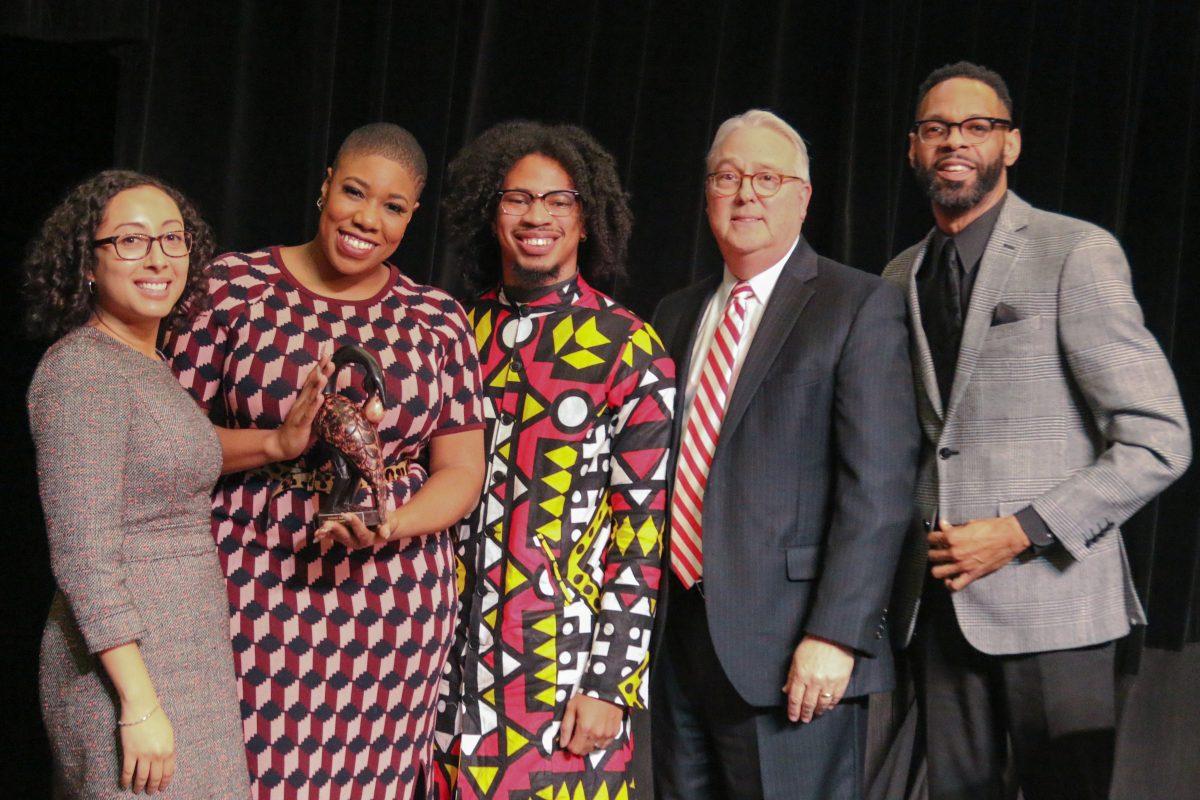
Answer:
[318,508,383,528]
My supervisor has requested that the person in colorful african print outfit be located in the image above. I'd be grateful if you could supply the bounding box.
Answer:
[431,121,674,800]
[168,124,485,800]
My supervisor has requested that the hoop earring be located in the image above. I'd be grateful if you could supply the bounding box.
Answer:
[87,279,95,293]
[580,233,587,241]
[316,195,324,210]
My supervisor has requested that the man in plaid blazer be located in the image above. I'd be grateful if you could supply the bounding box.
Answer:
[882,61,1191,800]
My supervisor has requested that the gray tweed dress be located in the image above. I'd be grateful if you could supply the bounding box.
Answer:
[29,326,249,799]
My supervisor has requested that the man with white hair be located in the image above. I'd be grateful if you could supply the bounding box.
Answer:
[650,109,919,799]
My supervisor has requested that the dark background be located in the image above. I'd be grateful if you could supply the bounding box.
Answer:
[3,1,1197,797]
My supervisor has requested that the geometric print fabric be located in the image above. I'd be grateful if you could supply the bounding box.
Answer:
[168,248,484,800]
[432,276,675,800]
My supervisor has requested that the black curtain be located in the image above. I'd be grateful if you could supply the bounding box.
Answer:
[4,0,1198,796]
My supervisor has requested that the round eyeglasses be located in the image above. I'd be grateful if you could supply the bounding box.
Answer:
[93,231,194,260]
[705,171,805,198]
[496,189,581,217]
[912,117,1012,145]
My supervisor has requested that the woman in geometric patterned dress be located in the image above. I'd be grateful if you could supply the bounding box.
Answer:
[167,124,485,800]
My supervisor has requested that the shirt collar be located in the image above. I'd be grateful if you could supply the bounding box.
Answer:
[719,235,799,305]
[931,195,1006,276]
[496,273,585,310]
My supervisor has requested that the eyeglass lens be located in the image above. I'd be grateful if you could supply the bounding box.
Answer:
[112,232,192,259]
[917,118,1001,144]
[498,191,578,217]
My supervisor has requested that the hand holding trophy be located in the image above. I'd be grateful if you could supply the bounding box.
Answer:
[311,344,390,531]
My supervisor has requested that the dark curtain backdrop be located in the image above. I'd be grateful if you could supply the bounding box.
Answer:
[4,1,1198,797]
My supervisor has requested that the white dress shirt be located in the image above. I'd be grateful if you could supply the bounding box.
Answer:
[681,236,800,421]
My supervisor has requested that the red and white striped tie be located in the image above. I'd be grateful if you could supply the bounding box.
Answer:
[670,280,756,588]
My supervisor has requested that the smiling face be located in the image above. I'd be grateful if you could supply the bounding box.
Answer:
[706,126,812,278]
[90,185,189,329]
[317,152,421,281]
[493,153,585,289]
[909,77,1021,223]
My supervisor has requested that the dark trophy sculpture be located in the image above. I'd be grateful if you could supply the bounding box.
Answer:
[312,345,390,528]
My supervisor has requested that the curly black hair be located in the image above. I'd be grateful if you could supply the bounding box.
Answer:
[443,120,632,292]
[23,170,216,341]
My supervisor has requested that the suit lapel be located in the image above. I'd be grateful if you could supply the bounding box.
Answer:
[901,233,945,427]
[944,193,1031,422]
[719,240,818,443]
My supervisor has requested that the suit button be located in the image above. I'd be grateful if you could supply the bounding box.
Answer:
[938,447,958,460]
[499,412,514,426]
[511,359,524,373]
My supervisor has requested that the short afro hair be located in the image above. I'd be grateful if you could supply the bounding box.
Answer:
[443,120,632,293]
[333,122,428,188]
[915,61,1014,119]
[23,170,216,341]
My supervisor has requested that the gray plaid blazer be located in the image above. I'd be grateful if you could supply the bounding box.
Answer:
[882,192,1191,655]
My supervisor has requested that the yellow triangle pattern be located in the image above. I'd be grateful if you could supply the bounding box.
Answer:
[532,614,557,637]
[469,765,498,794]
[536,518,562,543]
[542,469,571,494]
[523,394,545,421]
[546,445,579,469]
[618,653,650,709]
[563,498,608,612]
[552,317,575,353]
[472,309,493,353]
[504,562,527,594]
[537,780,630,800]
[573,317,611,348]
[539,495,565,517]
[505,726,530,756]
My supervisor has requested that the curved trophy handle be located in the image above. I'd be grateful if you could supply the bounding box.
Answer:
[324,344,390,407]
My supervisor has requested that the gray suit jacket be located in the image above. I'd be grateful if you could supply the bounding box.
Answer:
[652,238,920,705]
[882,192,1192,655]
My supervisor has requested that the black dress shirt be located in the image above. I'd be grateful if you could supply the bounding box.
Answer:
[916,197,1056,551]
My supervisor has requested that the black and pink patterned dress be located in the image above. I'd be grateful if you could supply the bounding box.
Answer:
[168,248,483,800]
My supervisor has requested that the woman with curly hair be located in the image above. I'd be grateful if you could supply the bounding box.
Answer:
[431,121,674,800]
[25,170,331,798]
[165,123,485,800]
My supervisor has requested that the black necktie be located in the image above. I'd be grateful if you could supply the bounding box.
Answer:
[942,240,963,327]
[930,239,962,404]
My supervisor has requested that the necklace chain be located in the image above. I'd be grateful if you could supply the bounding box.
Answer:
[93,315,167,362]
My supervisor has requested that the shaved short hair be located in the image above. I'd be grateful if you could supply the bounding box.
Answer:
[333,122,428,187]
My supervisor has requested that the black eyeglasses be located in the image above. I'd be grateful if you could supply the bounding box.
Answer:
[705,171,806,198]
[496,189,581,217]
[912,117,1013,145]
[93,231,194,260]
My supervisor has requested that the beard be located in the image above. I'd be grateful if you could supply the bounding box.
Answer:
[913,154,1004,211]
[506,259,567,289]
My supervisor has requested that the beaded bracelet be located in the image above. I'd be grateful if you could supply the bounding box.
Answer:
[117,703,159,728]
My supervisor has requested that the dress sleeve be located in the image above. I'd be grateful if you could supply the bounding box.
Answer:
[27,341,146,653]
[164,258,234,412]
[431,297,485,437]
[579,321,676,709]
